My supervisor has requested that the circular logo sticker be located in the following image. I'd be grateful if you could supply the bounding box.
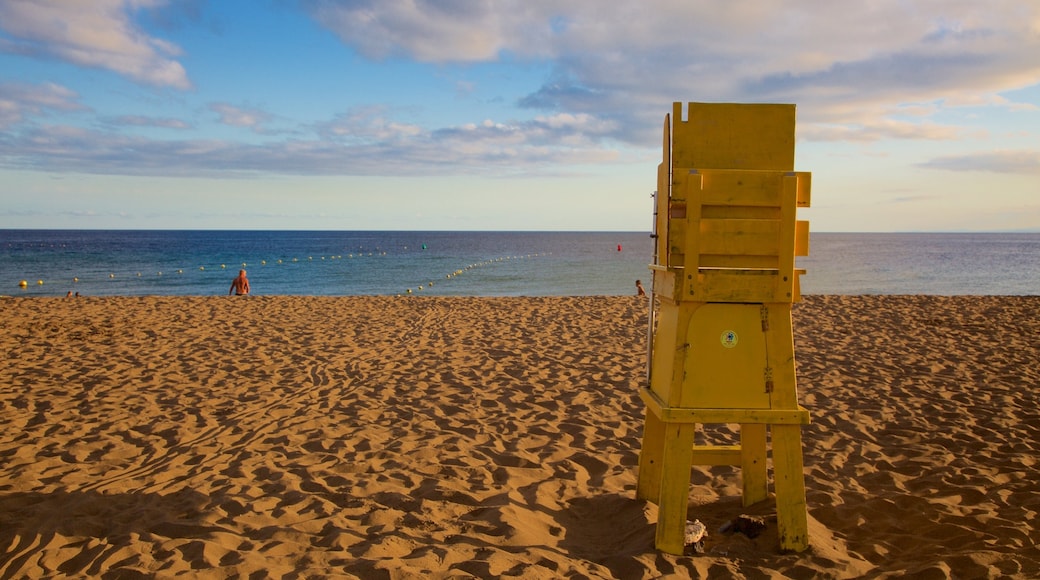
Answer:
[720,330,738,348]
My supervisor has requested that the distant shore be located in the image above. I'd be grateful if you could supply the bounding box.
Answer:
[1,295,1037,577]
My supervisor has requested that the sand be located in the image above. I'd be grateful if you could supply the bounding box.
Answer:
[0,294,1037,578]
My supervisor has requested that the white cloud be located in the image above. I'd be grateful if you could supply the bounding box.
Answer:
[0,105,622,177]
[919,150,1040,175]
[303,0,1040,143]
[0,82,87,129]
[302,0,553,62]
[106,115,191,130]
[0,0,191,89]
[209,103,273,130]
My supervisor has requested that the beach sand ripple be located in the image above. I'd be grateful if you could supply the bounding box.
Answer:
[0,295,1037,578]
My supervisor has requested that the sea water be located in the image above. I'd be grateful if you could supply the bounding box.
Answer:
[0,231,652,297]
[1,231,1037,297]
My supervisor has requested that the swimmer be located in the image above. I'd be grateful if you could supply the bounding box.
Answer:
[229,269,250,296]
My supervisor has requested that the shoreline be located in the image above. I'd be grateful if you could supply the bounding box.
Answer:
[1,295,1037,577]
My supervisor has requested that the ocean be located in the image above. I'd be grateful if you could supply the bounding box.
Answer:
[1,230,1038,297]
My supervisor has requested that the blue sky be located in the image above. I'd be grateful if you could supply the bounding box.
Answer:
[0,0,1038,231]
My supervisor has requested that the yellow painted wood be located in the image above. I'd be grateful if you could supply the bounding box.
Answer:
[639,388,810,424]
[777,175,799,302]
[693,269,780,302]
[657,163,669,267]
[795,220,810,257]
[636,410,666,503]
[649,265,681,302]
[659,114,672,267]
[671,102,795,170]
[698,169,787,206]
[764,307,801,410]
[772,424,809,551]
[690,444,741,466]
[656,422,697,555]
[740,423,769,505]
[648,300,687,406]
[684,303,771,409]
[699,219,782,258]
[698,254,780,269]
[794,171,811,207]
[639,102,812,553]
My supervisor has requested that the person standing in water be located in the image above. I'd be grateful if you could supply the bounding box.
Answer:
[229,269,250,296]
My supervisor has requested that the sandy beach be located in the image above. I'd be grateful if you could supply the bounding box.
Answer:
[0,295,1037,578]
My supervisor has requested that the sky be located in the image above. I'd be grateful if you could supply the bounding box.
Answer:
[0,0,1038,232]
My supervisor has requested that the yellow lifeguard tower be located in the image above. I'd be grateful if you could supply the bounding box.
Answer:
[637,102,812,554]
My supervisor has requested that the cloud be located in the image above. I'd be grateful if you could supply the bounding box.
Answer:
[0,106,622,177]
[209,103,275,130]
[304,0,1040,144]
[2,1,1038,181]
[0,0,191,89]
[0,82,88,129]
[799,119,961,142]
[103,115,191,129]
[105,115,192,130]
[919,150,1040,175]
[301,0,552,62]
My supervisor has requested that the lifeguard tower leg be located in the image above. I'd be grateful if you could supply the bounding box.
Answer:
[771,424,809,551]
[636,410,666,504]
[655,422,696,555]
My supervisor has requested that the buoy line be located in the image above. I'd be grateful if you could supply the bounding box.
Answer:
[400,252,551,296]
[12,249,391,291]
[14,249,554,295]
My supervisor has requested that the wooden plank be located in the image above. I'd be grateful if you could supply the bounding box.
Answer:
[657,163,670,267]
[795,220,810,257]
[794,171,811,207]
[701,205,780,220]
[637,410,666,503]
[693,269,778,302]
[679,171,703,298]
[772,424,809,552]
[650,266,681,302]
[697,169,785,206]
[741,423,769,505]
[670,103,795,170]
[698,219,781,257]
[764,307,801,410]
[691,444,741,466]
[655,422,697,555]
[698,254,780,269]
[638,388,811,424]
[776,175,798,302]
